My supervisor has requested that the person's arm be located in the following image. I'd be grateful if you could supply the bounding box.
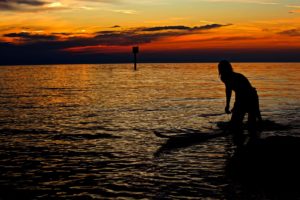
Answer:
[225,83,232,114]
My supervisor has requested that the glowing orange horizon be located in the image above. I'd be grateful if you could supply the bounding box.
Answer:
[1,0,300,61]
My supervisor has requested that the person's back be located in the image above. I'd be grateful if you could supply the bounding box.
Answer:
[225,72,252,94]
[231,73,252,92]
[230,72,256,102]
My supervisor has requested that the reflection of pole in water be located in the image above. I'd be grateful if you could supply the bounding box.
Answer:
[132,46,139,71]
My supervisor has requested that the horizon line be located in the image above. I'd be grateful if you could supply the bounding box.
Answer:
[1,60,300,66]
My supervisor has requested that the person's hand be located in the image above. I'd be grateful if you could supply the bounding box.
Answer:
[225,106,231,114]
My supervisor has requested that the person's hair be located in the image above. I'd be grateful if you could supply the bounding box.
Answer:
[218,60,233,82]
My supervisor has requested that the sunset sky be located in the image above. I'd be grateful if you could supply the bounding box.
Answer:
[1,0,300,64]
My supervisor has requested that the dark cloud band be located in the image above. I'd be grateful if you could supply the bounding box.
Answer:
[4,32,58,41]
[140,24,230,32]
[0,23,235,64]
[278,29,300,37]
[0,0,65,11]
[3,23,231,47]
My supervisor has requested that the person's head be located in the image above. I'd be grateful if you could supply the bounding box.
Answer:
[218,60,233,81]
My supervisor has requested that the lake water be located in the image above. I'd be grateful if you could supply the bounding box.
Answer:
[0,63,299,199]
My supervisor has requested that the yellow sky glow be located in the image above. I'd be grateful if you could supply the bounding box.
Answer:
[0,0,300,55]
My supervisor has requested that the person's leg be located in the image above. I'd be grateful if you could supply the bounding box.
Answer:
[230,109,246,145]
[248,111,257,134]
[248,88,262,137]
[253,88,262,122]
[248,111,262,141]
[231,111,244,131]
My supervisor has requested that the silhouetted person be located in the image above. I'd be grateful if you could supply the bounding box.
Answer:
[218,60,262,139]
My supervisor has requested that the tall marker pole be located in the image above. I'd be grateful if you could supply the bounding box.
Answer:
[132,46,139,71]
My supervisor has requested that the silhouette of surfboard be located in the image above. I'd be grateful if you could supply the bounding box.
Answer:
[153,120,290,140]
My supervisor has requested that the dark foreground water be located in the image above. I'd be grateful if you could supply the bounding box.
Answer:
[0,63,299,199]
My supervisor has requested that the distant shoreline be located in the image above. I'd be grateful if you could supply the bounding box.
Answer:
[1,61,300,66]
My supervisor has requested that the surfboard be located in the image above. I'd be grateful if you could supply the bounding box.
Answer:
[153,120,290,140]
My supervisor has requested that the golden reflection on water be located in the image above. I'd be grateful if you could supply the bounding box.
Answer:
[0,63,299,199]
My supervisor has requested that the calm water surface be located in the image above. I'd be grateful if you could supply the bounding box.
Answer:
[0,63,299,199]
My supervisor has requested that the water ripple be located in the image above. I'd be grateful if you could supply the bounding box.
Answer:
[0,63,299,199]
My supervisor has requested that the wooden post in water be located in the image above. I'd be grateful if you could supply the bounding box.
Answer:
[132,46,139,71]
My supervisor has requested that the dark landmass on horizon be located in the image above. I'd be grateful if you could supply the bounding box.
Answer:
[1,47,300,65]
